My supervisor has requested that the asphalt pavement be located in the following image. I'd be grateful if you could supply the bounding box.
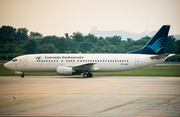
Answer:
[0,76,180,117]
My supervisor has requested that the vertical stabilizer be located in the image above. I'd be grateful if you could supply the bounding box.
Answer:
[129,25,170,54]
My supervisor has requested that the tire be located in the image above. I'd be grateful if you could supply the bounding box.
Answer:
[83,73,88,78]
[21,74,24,78]
[87,73,93,77]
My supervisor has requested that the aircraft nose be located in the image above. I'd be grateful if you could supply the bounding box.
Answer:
[4,62,12,70]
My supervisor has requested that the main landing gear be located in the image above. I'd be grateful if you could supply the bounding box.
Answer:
[83,72,93,78]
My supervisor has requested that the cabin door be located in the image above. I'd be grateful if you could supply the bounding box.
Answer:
[135,56,139,66]
[23,57,28,66]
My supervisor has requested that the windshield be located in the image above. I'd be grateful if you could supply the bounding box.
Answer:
[12,59,18,62]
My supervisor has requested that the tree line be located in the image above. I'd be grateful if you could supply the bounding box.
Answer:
[0,25,180,55]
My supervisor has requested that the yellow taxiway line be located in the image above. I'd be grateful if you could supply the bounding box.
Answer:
[0,80,117,105]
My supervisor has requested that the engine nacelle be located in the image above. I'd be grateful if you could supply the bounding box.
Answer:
[56,66,73,75]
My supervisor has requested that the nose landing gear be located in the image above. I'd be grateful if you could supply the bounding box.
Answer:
[21,73,24,78]
[15,71,24,78]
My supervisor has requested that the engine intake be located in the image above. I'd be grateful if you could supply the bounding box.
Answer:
[56,66,73,75]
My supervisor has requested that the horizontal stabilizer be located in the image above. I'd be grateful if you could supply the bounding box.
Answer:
[150,53,175,59]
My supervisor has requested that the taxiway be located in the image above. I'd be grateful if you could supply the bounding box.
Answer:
[0,76,180,117]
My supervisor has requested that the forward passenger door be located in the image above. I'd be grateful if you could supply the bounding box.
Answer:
[23,57,28,66]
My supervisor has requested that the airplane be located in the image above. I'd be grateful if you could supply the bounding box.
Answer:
[4,25,174,78]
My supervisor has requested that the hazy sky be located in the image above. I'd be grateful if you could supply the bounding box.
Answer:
[0,0,180,37]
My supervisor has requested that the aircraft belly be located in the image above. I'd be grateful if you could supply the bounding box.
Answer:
[21,65,56,72]
[95,63,133,72]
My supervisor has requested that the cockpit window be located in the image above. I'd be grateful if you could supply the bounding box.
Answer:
[12,59,18,62]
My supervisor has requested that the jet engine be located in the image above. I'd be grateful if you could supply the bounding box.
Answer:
[56,66,74,75]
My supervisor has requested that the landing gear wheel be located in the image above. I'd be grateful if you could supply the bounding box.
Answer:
[87,73,93,77]
[83,73,88,78]
[83,73,93,78]
[21,74,24,78]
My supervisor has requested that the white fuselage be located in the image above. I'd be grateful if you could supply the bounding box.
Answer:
[4,53,165,73]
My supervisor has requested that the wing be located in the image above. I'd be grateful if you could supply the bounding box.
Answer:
[73,63,99,71]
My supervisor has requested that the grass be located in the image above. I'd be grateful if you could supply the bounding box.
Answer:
[1,64,180,77]
[93,66,180,77]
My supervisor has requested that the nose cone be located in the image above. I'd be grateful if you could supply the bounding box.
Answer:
[4,62,12,70]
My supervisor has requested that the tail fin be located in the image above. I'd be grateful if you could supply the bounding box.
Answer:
[129,25,170,54]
